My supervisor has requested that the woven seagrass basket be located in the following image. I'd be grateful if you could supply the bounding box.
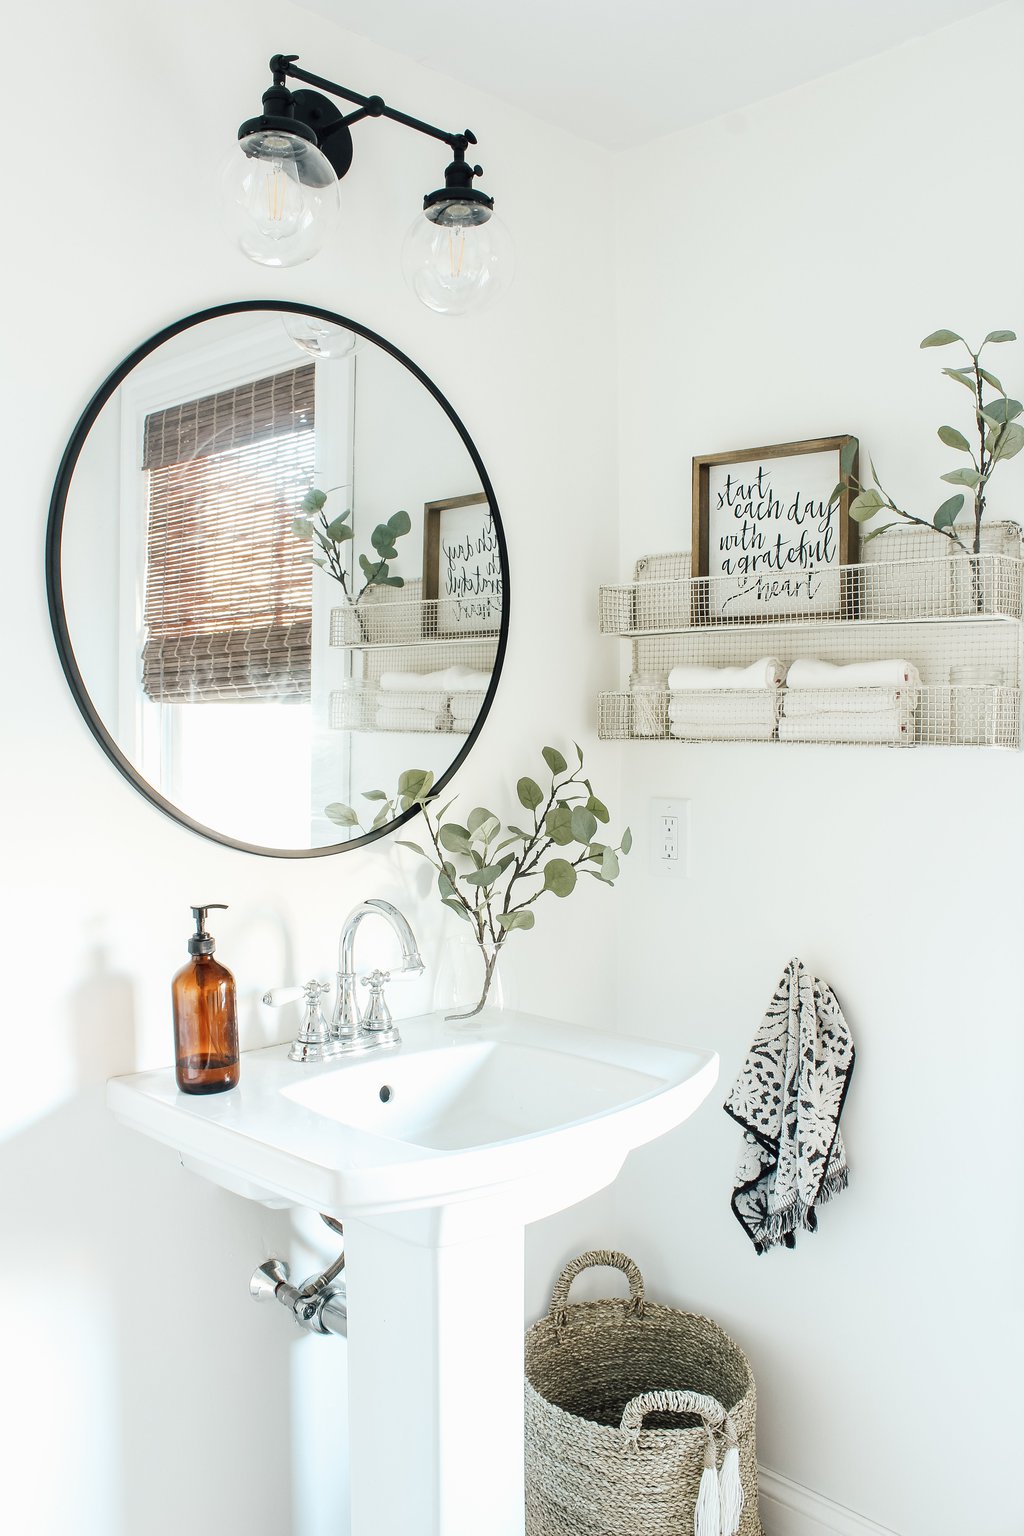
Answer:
[525,1251,762,1536]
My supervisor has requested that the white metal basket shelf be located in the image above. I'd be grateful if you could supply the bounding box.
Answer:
[599,524,1024,749]
[598,685,1020,749]
[330,683,486,735]
[331,598,501,648]
[598,551,1024,633]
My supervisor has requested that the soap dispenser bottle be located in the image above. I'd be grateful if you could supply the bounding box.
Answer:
[173,904,239,1094]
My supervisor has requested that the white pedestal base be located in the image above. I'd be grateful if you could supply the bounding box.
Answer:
[344,1212,526,1536]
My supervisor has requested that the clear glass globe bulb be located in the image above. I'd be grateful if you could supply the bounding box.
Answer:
[282,314,364,359]
[401,204,514,316]
[223,132,340,268]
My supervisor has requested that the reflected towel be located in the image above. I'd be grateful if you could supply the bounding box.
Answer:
[450,692,486,725]
[724,958,855,1254]
[778,712,911,744]
[667,657,785,690]
[379,666,492,692]
[785,658,919,690]
[376,704,447,731]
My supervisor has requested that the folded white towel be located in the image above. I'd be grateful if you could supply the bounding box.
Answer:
[667,657,785,690]
[450,693,486,723]
[376,704,446,731]
[778,712,912,744]
[785,658,920,690]
[781,686,916,719]
[379,665,492,693]
[670,720,776,741]
[668,691,778,728]
[376,689,448,712]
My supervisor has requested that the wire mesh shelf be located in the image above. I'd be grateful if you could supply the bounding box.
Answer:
[598,685,1020,749]
[331,579,502,647]
[599,550,1024,633]
[329,684,486,735]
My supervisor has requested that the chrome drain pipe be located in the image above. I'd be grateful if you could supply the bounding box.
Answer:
[250,1215,347,1337]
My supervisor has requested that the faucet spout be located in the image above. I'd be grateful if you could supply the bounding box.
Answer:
[331,898,424,1052]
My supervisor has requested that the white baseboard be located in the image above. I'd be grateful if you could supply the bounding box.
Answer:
[758,1466,900,1536]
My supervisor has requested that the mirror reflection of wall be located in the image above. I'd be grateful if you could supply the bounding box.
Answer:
[52,306,507,856]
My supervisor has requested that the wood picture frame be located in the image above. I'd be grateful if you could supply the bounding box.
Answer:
[691,435,859,623]
[422,492,503,638]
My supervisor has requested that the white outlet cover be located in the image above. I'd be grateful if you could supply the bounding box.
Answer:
[650,798,690,878]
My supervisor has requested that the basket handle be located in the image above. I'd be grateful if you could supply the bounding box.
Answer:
[620,1390,738,1453]
[548,1250,646,1325]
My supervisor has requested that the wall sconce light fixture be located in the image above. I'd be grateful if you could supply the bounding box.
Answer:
[224,54,513,317]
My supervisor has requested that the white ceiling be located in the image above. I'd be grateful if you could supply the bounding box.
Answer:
[297,0,1001,149]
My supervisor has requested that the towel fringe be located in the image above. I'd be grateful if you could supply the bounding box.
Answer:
[718,1444,744,1536]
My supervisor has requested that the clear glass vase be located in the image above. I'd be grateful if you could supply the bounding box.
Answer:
[432,935,506,1023]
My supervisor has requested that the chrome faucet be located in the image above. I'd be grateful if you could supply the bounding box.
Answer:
[331,899,424,1053]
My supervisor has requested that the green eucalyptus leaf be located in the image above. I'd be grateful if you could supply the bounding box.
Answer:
[545,804,574,845]
[371,807,391,829]
[362,789,388,801]
[496,910,535,932]
[937,425,971,451]
[827,481,844,510]
[574,742,584,767]
[570,806,598,845]
[978,367,1004,393]
[860,523,899,544]
[542,746,568,775]
[387,509,412,536]
[399,769,434,799]
[839,437,858,476]
[517,777,544,811]
[848,489,885,522]
[439,823,472,855]
[983,398,1023,424]
[991,422,1024,461]
[940,467,981,487]
[438,869,458,899]
[326,517,353,541]
[507,825,532,841]
[620,827,633,855]
[984,330,1017,344]
[301,488,328,512]
[381,575,405,586]
[494,835,521,854]
[467,806,498,836]
[942,367,977,392]
[395,840,428,857]
[543,858,577,897]
[585,794,610,824]
[601,848,620,883]
[442,897,472,923]
[934,494,965,530]
[921,329,962,348]
[324,801,359,827]
[292,517,315,539]
[463,863,505,887]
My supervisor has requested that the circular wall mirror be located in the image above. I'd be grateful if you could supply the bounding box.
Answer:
[47,302,508,856]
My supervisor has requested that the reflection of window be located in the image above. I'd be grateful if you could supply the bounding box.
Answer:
[141,365,315,702]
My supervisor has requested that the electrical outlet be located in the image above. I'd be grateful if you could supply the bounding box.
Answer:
[650,798,689,878]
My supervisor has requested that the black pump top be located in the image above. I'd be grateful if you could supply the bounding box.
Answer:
[189,903,227,957]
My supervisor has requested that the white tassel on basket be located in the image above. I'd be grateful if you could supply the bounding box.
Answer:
[694,1439,722,1536]
[718,1433,744,1536]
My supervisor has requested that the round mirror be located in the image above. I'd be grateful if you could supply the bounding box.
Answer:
[47,302,508,856]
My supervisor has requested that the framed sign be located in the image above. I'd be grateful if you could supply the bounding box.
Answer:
[692,436,858,621]
[423,492,503,637]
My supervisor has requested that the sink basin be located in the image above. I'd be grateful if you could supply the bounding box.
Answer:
[108,1009,717,1221]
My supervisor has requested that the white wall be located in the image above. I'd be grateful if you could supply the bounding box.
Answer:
[607,8,1024,1536]
[1,3,620,1533]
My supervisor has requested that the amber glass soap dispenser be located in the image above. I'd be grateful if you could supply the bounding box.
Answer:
[173,904,239,1094]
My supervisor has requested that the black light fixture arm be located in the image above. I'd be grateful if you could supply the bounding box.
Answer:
[269,53,476,158]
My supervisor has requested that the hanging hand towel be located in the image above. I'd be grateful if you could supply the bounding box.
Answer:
[724,958,855,1254]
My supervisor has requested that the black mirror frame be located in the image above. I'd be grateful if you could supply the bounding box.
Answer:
[45,300,510,859]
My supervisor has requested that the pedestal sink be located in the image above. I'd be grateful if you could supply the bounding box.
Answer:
[108,1009,718,1536]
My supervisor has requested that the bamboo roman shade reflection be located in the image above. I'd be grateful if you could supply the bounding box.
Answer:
[141,365,315,703]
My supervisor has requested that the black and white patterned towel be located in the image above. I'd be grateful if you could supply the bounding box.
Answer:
[724,958,855,1254]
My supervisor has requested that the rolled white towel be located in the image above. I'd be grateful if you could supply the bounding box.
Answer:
[376,689,449,712]
[376,713,445,733]
[450,692,486,724]
[782,686,916,720]
[379,665,491,692]
[785,658,920,690]
[667,657,785,690]
[778,712,912,745]
[668,690,778,727]
[670,720,776,741]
